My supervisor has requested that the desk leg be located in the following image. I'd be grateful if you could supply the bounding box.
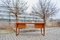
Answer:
[16,28,20,36]
[41,28,42,35]
[16,24,18,36]
[16,28,18,36]
[43,27,45,36]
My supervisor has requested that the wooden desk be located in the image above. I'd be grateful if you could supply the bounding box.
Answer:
[16,22,45,36]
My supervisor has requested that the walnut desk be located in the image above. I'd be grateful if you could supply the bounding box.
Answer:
[16,22,45,36]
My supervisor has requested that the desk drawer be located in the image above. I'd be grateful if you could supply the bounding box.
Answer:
[35,23,44,28]
[17,24,26,29]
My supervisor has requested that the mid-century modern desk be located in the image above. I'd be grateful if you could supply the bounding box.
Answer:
[16,22,45,36]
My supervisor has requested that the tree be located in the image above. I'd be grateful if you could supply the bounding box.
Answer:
[0,0,28,25]
[32,0,59,25]
[32,0,59,35]
[0,0,28,33]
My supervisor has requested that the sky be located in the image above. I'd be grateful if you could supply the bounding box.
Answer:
[51,0,60,19]
[0,0,60,19]
[26,0,60,19]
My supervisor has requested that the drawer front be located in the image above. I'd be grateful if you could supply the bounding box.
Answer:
[35,23,44,28]
[17,24,26,29]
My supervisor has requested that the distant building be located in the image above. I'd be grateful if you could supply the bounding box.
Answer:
[46,18,60,27]
[0,6,43,23]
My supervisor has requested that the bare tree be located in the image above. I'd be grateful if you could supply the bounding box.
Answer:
[32,0,59,35]
[0,0,28,32]
[32,0,59,25]
[0,0,28,23]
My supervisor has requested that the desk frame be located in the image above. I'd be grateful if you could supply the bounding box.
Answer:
[16,22,45,36]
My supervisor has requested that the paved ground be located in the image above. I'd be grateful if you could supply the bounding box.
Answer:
[0,27,60,40]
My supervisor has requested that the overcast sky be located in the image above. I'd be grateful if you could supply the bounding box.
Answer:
[0,0,60,19]
[51,0,60,19]
[26,0,60,19]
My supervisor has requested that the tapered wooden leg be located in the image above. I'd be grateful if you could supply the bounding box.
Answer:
[16,28,20,36]
[41,28,42,34]
[16,28,18,36]
[16,24,19,36]
[43,28,45,36]
[18,29,20,35]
